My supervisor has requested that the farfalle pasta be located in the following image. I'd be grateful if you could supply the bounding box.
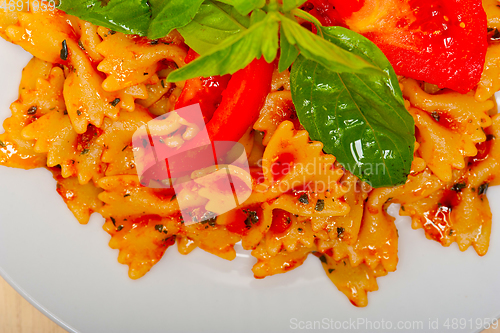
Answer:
[0,1,499,308]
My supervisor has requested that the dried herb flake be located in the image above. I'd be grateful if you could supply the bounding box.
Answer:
[60,40,68,61]
[299,193,309,204]
[451,182,466,192]
[110,98,121,107]
[315,199,325,212]
[478,183,489,195]
[27,106,37,115]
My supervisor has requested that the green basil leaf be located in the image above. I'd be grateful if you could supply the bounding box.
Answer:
[278,25,299,72]
[260,12,279,62]
[148,0,205,39]
[281,16,381,76]
[177,0,250,55]
[216,0,266,15]
[57,0,151,35]
[167,10,279,82]
[291,27,414,188]
[282,0,307,12]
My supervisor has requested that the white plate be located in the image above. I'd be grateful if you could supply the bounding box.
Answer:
[0,38,499,333]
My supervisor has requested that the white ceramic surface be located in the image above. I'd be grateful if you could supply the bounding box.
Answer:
[0,38,499,333]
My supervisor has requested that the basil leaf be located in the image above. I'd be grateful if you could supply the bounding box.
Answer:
[281,16,381,76]
[148,0,205,39]
[217,0,266,15]
[291,27,414,188]
[278,25,299,72]
[260,13,279,62]
[178,0,250,55]
[167,10,279,82]
[57,0,151,35]
[282,0,307,12]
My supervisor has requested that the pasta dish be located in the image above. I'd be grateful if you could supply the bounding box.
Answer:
[0,0,499,308]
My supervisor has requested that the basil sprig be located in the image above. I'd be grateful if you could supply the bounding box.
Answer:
[56,0,415,187]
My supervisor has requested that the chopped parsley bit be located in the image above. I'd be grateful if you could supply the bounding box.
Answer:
[170,194,177,202]
[27,106,37,115]
[298,193,309,204]
[0,140,5,148]
[78,40,85,51]
[124,194,131,197]
[142,138,148,148]
[151,40,159,45]
[155,224,166,233]
[110,98,121,107]
[64,110,68,115]
[110,217,116,226]
[122,145,128,151]
[144,72,149,75]
[77,110,82,116]
[478,183,489,195]
[343,261,346,266]
[451,182,466,192]
[242,209,259,229]
[328,268,335,274]
[161,80,165,88]
[298,228,303,232]
[431,111,440,122]
[80,148,90,155]
[319,255,327,264]
[159,138,164,143]
[60,40,68,61]
[315,199,325,212]
[449,229,454,236]
[116,225,124,232]
[201,211,217,227]
[109,30,116,35]
[337,227,345,238]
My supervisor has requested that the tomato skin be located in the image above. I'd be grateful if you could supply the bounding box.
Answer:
[206,57,274,142]
[175,50,231,124]
[269,209,292,234]
[226,209,252,236]
[306,0,488,93]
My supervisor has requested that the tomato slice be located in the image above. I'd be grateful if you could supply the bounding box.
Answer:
[307,0,488,93]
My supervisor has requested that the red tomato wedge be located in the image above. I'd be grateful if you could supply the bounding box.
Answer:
[306,0,488,93]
